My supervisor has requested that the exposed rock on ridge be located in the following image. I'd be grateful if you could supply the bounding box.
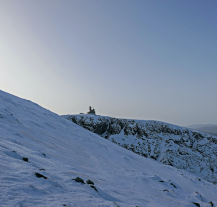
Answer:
[63,114,217,184]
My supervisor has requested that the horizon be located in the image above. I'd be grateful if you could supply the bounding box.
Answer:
[2,88,217,128]
[1,0,217,126]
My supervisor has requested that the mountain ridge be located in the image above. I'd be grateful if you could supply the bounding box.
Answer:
[187,124,217,137]
[187,124,217,129]
[63,114,217,184]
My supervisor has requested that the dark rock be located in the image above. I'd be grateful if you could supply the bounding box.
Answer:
[86,180,94,185]
[170,183,177,188]
[35,172,47,179]
[42,153,46,157]
[90,185,98,192]
[191,203,200,207]
[208,201,214,207]
[39,169,45,171]
[150,155,157,160]
[72,177,85,184]
[159,180,164,182]
[210,167,214,172]
[23,157,28,162]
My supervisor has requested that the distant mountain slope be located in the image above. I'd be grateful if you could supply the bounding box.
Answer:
[187,124,217,129]
[63,114,217,184]
[197,126,217,136]
[1,90,217,206]
[187,124,217,136]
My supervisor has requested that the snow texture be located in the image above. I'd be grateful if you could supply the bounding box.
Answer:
[63,114,217,185]
[0,90,217,207]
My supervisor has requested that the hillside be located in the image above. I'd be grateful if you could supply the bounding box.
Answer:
[197,126,217,136]
[63,114,217,185]
[1,90,217,207]
[187,125,217,137]
[187,124,217,129]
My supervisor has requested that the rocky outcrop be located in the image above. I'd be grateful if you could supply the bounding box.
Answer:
[63,114,217,184]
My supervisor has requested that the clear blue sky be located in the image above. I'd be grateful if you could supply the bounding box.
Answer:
[0,0,217,126]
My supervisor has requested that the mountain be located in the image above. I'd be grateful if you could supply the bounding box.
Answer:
[187,124,217,129]
[197,126,217,136]
[187,124,217,137]
[1,90,217,207]
[63,114,217,185]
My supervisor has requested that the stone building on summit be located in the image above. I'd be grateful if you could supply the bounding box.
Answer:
[87,106,96,115]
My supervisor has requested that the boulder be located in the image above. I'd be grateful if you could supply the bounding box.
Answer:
[86,180,94,185]
[23,157,28,162]
[72,177,85,184]
[35,172,47,179]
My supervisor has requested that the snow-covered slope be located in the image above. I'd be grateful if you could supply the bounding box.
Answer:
[1,91,217,207]
[63,114,217,185]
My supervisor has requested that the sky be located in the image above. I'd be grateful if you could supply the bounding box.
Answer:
[0,0,217,126]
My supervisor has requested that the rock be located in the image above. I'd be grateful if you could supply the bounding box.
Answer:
[86,180,94,185]
[35,172,47,179]
[39,169,45,171]
[208,201,214,207]
[170,183,177,188]
[23,157,28,162]
[191,203,200,207]
[90,185,98,192]
[72,177,85,184]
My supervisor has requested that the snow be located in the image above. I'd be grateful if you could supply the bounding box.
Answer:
[64,114,217,184]
[1,90,217,207]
